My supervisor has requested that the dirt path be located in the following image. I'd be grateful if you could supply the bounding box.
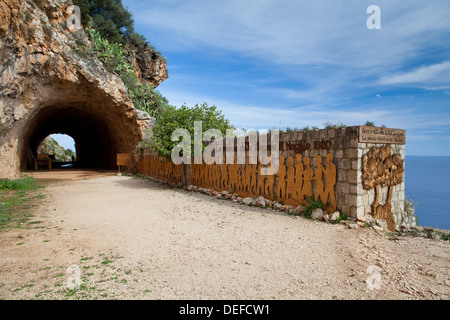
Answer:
[0,172,449,300]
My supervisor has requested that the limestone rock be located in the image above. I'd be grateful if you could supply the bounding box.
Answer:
[255,196,266,208]
[372,225,384,232]
[311,208,324,220]
[243,197,254,206]
[273,202,284,211]
[357,221,365,228]
[375,219,388,230]
[294,206,307,216]
[330,211,341,223]
[348,223,359,230]
[125,42,168,88]
[359,214,375,224]
[284,205,295,213]
[224,193,233,200]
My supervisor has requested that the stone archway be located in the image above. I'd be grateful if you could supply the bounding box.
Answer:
[0,74,152,178]
[23,104,117,170]
[1,70,154,178]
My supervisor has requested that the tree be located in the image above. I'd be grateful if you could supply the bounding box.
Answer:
[143,103,235,159]
[73,0,136,44]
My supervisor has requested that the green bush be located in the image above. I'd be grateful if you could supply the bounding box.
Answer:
[404,197,417,212]
[143,103,235,159]
[88,26,134,74]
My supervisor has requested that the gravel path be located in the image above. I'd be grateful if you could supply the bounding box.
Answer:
[0,172,449,300]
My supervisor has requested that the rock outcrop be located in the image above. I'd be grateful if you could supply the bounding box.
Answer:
[126,43,168,89]
[0,0,168,178]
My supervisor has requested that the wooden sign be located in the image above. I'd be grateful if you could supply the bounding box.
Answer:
[117,153,131,166]
[359,126,405,145]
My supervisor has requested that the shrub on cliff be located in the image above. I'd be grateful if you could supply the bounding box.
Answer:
[81,26,167,116]
[71,0,168,115]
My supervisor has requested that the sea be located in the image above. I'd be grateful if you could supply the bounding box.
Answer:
[405,156,450,230]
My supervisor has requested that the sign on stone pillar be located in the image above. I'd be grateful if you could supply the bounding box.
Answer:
[359,126,406,144]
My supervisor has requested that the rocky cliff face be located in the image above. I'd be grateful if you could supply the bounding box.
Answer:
[126,43,168,89]
[39,136,75,162]
[0,0,167,178]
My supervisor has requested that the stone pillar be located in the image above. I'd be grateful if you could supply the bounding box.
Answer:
[355,126,409,230]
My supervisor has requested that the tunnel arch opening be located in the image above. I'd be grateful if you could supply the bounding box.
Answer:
[20,101,136,172]
[37,134,77,168]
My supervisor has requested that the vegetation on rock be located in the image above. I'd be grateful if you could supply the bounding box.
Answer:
[72,0,168,116]
[39,137,75,162]
[74,0,140,46]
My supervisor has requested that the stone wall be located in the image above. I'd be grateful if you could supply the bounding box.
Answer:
[279,126,359,216]
[136,126,413,231]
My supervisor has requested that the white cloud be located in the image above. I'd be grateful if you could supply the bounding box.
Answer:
[158,86,448,131]
[379,61,450,90]
[128,0,450,102]
[129,0,450,71]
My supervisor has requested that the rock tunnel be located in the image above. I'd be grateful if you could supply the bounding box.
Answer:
[22,104,117,170]
[1,72,153,179]
[11,77,149,176]
[0,0,165,179]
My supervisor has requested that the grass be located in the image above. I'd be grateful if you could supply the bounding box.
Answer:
[7,251,137,300]
[0,176,36,189]
[0,176,45,230]
[433,231,450,242]
[101,257,114,265]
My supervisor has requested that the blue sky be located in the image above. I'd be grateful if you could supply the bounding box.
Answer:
[55,0,450,156]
